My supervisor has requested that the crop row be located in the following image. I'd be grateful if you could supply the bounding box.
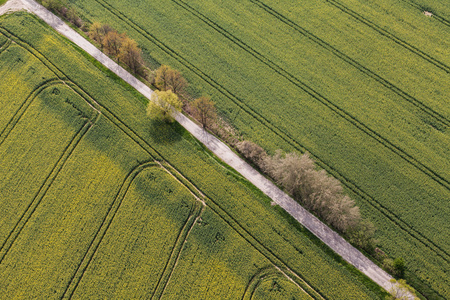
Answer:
[0,46,95,265]
[397,0,450,27]
[0,13,384,299]
[170,0,449,194]
[324,0,449,73]
[248,0,449,127]
[60,1,448,298]
[0,38,10,53]
[81,0,449,260]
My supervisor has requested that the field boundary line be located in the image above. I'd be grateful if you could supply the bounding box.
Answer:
[88,0,450,263]
[249,0,449,128]
[200,183,326,300]
[323,0,450,73]
[242,267,280,300]
[0,25,66,79]
[63,161,206,299]
[0,78,62,147]
[0,119,96,264]
[7,3,423,297]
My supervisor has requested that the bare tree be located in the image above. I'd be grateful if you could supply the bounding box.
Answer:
[154,65,187,96]
[118,38,144,75]
[236,140,267,167]
[89,23,112,48]
[264,150,366,235]
[192,96,217,129]
[103,30,124,59]
[167,68,187,96]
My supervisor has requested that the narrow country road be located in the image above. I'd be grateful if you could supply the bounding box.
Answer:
[0,0,412,298]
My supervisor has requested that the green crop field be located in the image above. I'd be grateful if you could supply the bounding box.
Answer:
[65,0,450,297]
[0,12,388,299]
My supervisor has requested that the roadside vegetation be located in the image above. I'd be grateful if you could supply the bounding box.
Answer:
[61,0,449,298]
[0,12,389,299]
[36,0,420,289]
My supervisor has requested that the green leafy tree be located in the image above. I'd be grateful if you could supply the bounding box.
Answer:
[387,279,419,300]
[393,257,406,278]
[147,90,182,123]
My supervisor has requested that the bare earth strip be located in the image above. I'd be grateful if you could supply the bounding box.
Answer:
[0,0,412,297]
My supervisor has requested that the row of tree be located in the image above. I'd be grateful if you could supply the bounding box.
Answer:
[41,0,146,77]
[88,23,145,76]
[236,141,377,251]
[149,65,217,128]
[148,65,376,251]
[39,2,412,285]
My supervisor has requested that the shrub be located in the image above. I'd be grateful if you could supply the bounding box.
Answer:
[236,140,267,168]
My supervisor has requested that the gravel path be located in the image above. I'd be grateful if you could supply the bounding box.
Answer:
[1,0,413,297]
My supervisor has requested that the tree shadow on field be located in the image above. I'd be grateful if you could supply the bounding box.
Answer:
[147,118,183,145]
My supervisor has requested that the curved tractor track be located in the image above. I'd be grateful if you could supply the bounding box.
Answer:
[0,0,422,298]
[84,0,449,264]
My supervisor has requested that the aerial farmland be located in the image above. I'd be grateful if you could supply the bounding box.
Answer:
[0,0,448,299]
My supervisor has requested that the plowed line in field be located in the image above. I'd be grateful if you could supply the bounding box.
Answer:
[3,10,324,298]
[0,120,95,264]
[323,0,450,73]
[0,38,11,53]
[4,8,438,297]
[242,268,279,300]
[153,165,314,299]
[0,32,209,298]
[172,0,449,189]
[0,79,62,147]
[242,267,313,300]
[20,40,324,298]
[0,26,66,79]
[62,162,157,299]
[62,163,206,299]
[150,203,204,299]
[398,0,450,28]
[202,189,326,300]
[249,0,449,127]
[88,0,450,262]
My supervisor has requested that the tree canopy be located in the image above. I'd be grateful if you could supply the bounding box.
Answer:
[147,90,182,123]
